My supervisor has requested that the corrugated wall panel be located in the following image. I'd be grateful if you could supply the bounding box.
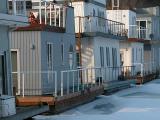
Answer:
[9,31,42,95]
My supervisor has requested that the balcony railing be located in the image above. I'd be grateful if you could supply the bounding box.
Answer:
[28,1,66,27]
[128,25,150,40]
[75,16,126,37]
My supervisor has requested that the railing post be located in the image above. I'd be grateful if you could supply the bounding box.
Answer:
[77,70,80,92]
[22,73,25,98]
[39,0,42,24]
[99,68,101,86]
[54,71,57,97]
[90,68,93,87]
[49,2,52,26]
[86,68,88,87]
[72,71,75,93]
[67,72,69,94]
[61,72,63,96]
[44,1,47,24]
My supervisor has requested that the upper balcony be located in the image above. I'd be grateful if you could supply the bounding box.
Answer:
[75,16,127,38]
[0,0,28,26]
[26,1,66,29]
[128,25,151,40]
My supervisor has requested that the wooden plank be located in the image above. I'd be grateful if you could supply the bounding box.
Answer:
[16,96,55,106]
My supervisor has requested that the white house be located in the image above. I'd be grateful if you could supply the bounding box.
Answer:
[136,6,160,74]
[72,0,127,81]
[107,9,144,75]
[9,3,77,96]
[0,0,28,96]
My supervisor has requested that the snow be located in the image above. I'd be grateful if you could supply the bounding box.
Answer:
[34,79,160,120]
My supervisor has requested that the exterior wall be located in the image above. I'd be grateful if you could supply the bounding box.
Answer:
[120,42,144,74]
[107,10,137,38]
[94,37,120,67]
[120,42,132,66]
[81,37,95,68]
[10,31,42,95]
[151,43,160,71]
[73,1,107,33]
[0,25,12,95]
[136,6,160,16]
[41,31,76,93]
[9,6,76,95]
[0,0,8,13]
[94,37,120,81]
[81,36,121,82]
[151,17,160,40]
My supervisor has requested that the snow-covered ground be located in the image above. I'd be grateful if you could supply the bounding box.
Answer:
[34,79,160,120]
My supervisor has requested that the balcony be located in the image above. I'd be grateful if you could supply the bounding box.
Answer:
[28,1,66,28]
[0,0,28,26]
[128,25,151,40]
[75,16,127,37]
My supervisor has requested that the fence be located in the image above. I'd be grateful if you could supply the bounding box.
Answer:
[128,25,150,39]
[12,65,157,97]
[12,71,57,97]
[101,66,136,82]
[60,67,103,96]
[75,16,126,37]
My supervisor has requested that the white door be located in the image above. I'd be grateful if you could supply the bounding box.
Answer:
[11,50,20,95]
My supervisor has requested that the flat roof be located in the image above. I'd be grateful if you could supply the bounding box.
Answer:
[15,24,65,33]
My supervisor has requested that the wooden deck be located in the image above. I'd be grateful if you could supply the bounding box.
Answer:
[16,96,55,106]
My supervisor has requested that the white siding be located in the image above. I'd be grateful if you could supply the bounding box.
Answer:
[107,10,137,38]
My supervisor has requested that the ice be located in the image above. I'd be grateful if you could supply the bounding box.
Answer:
[33,79,160,120]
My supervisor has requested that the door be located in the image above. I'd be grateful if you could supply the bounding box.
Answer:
[11,50,20,95]
[0,54,5,95]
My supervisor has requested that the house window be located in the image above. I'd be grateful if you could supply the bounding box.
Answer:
[61,43,64,65]
[106,47,110,66]
[112,48,117,67]
[141,48,143,63]
[47,43,53,71]
[136,48,138,61]
[100,47,104,67]
[137,21,147,39]
[76,52,81,67]
[132,48,134,63]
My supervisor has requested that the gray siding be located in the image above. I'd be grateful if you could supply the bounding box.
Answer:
[41,31,76,92]
[0,25,12,95]
[10,31,42,95]
[0,0,8,13]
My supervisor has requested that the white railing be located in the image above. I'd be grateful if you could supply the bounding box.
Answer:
[37,1,66,27]
[60,67,103,96]
[75,16,126,37]
[127,26,151,40]
[12,71,57,97]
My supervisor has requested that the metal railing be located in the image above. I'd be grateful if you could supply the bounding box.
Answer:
[60,67,103,96]
[12,65,158,98]
[100,66,136,82]
[12,71,57,97]
[128,25,150,40]
[75,16,126,37]
[29,2,66,27]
